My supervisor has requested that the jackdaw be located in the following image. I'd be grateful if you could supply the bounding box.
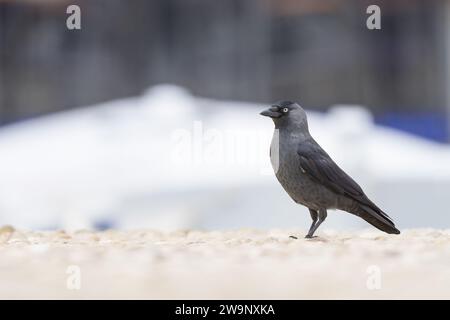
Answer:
[260,101,400,238]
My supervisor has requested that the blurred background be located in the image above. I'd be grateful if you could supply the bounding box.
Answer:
[0,0,449,231]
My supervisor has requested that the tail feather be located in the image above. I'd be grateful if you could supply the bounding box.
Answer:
[352,204,400,235]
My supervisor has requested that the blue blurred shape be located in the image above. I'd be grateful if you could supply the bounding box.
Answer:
[375,112,448,143]
[93,219,117,231]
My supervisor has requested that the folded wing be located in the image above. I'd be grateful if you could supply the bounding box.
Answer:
[297,141,396,229]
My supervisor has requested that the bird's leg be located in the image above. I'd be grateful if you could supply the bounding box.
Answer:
[305,209,318,238]
[305,208,327,238]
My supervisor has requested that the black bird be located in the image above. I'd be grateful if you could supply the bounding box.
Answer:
[260,101,400,238]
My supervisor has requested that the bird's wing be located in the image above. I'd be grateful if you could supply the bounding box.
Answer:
[297,143,363,198]
[297,141,394,223]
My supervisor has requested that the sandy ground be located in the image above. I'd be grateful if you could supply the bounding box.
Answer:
[0,225,449,299]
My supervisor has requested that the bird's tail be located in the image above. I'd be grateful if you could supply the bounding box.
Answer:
[351,203,400,234]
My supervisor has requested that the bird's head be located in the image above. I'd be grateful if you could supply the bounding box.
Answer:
[260,101,308,130]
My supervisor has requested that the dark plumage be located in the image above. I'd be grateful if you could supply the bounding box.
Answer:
[260,101,400,238]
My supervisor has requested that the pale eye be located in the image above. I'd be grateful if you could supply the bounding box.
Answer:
[283,108,289,113]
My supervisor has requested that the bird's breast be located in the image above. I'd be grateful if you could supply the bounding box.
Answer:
[269,131,338,210]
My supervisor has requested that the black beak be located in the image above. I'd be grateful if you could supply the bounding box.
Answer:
[260,106,282,118]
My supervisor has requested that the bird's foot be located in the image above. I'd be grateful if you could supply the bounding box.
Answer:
[304,234,317,239]
[289,235,298,240]
[305,235,328,242]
